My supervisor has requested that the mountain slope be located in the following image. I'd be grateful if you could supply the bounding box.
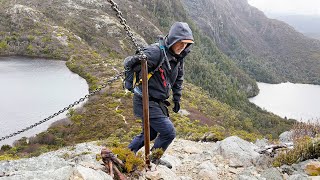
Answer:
[266,14,320,40]
[182,0,320,84]
[0,0,293,158]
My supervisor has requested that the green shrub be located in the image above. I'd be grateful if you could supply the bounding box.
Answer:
[110,147,144,172]
[273,136,320,166]
[0,40,8,49]
[150,148,164,160]
[1,144,11,151]
[27,35,35,41]
[0,154,19,161]
[231,130,263,142]
[27,44,34,53]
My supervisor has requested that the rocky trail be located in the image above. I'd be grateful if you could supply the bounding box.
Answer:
[1,135,318,180]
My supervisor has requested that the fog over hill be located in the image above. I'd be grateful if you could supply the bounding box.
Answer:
[266,13,320,40]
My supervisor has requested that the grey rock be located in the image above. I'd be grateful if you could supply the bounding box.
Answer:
[201,133,220,142]
[179,176,192,180]
[288,174,308,180]
[279,131,293,144]
[0,166,73,180]
[236,166,266,180]
[198,161,217,172]
[182,146,202,154]
[280,164,295,175]
[255,138,269,148]
[0,142,113,180]
[0,155,69,174]
[308,176,320,180]
[229,158,244,168]
[292,159,316,173]
[185,153,208,163]
[216,136,260,166]
[71,165,112,180]
[229,167,245,175]
[195,161,218,179]
[253,155,273,169]
[162,154,182,169]
[198,169,219,180]
[237,175,259,180]
[178,109,190,116]
[261,168,282,180]
[145,165,179,180]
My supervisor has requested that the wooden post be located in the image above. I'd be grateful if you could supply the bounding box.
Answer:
[141,58,151,168]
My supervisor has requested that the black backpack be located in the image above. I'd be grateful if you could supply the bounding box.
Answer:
[123,37,169,92]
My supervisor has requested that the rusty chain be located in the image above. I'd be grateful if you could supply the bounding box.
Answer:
[1,0,146,142]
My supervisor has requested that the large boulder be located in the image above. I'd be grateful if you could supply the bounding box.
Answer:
[236,166,262,180]
[260,168,283,180]
[144,165,179,180]
[0,142,112,180]
[197,161,218,180]
[215,136,260,167]
[70,165,112,180]
[288,174,308,180]
[279,131,294,144]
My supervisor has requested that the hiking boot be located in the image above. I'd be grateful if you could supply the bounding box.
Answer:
[151,158,172,169]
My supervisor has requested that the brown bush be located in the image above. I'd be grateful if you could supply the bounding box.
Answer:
[23,143,40,154]
[292,120,320,140]
[31,132,56,145]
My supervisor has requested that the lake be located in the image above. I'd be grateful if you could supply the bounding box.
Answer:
[249,82,320,122]
[0,56,89,146]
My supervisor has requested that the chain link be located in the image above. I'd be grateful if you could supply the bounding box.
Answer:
[107,0,143,53]
[1,0,143,142]
[0,72,123,142]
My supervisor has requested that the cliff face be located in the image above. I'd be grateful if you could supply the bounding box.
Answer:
[182,0,320,84]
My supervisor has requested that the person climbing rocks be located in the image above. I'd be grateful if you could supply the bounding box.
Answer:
[127,22,194,169]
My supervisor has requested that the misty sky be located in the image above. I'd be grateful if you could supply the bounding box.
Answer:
[248,0,320,16]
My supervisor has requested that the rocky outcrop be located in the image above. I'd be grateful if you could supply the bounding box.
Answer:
[279,131,294,144]
[1,137,317,180]
[214,136,260,167]
[0,142,112,180]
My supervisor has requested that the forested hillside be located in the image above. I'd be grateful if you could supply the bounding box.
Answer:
[182,0,320,84]
[0,0,294,157]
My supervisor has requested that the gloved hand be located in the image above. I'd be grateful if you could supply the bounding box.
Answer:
[172,102,180,113]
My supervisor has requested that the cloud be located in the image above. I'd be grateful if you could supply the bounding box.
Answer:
[248,0,320,16]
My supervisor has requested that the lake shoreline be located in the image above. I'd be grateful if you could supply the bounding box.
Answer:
[0,55,67,61]
[249,82,320,122]
[0,57,89,146]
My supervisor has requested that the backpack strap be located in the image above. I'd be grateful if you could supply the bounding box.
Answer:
[153,37,170,72]
[138,40,167,85]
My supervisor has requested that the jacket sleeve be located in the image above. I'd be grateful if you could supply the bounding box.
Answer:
[172,61,184,102]
[143,45,161,69]
[127,45,161,72]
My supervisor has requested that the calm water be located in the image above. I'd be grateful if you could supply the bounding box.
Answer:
[249,82,320,122]
[0,57,88,146]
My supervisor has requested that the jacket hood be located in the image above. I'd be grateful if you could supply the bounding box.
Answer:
[165,22,194,50]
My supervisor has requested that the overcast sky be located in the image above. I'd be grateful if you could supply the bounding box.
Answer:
[248,0,320,16]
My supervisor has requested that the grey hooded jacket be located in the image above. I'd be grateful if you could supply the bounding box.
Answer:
[132,22,194,118]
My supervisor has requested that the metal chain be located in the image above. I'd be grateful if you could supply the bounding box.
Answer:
[0,72,123,142]
[0,0,144,142]
[106,0,143,53]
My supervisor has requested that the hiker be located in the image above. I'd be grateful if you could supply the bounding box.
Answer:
[127,22,194,168]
